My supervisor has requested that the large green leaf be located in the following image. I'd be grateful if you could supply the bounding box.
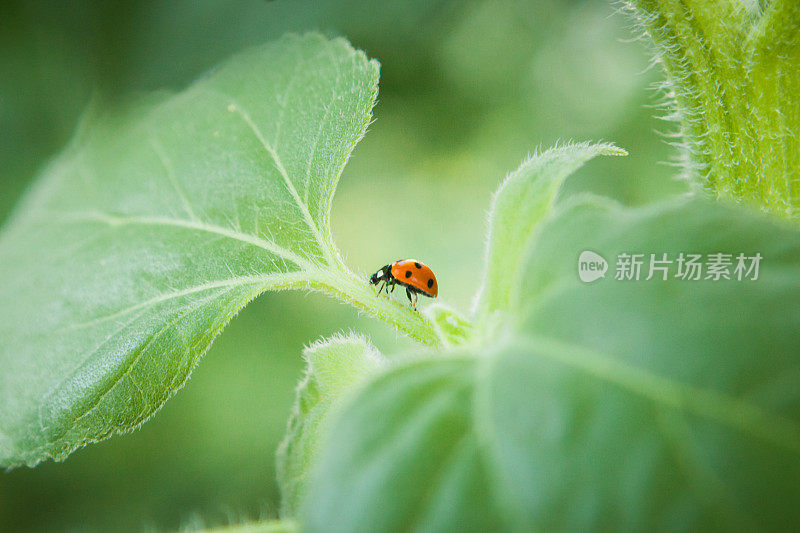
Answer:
[304,197,800,532]
[0,34,388,467]
[473,142,626,322]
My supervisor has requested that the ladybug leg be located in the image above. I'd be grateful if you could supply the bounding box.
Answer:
[382,279,396,297]
[406,286,413,305]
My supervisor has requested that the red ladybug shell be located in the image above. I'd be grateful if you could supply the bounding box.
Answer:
[390,259,438,297]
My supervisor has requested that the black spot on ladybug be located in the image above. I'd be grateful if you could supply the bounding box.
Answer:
[427,278,434,288]
[415,262,422,269]
[405,270,412,278]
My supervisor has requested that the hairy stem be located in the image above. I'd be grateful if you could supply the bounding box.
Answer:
[624,0,800,218]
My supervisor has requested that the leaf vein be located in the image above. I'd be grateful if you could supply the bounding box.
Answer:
[60,274,292,332]
[149,137,199,222]
[45,272,315,445]
[58,211,308,268]
[224,99,329,258]
[526,336,800,456]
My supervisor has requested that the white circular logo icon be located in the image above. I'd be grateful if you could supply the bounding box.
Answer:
[578,250,607,283]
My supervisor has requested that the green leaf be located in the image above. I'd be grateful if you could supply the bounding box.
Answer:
[473,142,626,324]
[623,0,800,218]
[424,302,475,348]
[276,333,385,517]
[304,355,509,533]
[0,34,438,468]
[304,197,800,531]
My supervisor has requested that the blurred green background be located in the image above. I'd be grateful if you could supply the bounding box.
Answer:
[0,0,685,531]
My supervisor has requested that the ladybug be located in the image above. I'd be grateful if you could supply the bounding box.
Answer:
[370,259,438,309]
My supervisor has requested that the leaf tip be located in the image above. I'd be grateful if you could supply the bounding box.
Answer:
[597,142,628,157]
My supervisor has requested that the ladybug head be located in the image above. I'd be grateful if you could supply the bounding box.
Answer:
[369,270,382,285]
[369,264,390,285]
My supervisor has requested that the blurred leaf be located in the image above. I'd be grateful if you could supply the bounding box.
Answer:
[304,355,506,533]
[304,196,800,531]
[473,142,626,323]
[202,519,299,533]
[0,33,385,467]
[276,333,385,516]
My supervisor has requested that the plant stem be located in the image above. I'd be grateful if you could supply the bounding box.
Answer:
[624,0,800,218]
